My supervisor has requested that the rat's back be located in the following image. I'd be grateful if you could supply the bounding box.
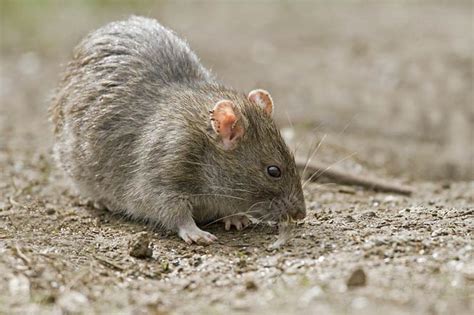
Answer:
[50,16,213,208]
[81,15,213,86]
[51,16,213,131]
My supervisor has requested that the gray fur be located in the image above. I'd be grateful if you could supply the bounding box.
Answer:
[50,16,305,236]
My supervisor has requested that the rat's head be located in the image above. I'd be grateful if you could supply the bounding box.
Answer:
[206,89,306,222]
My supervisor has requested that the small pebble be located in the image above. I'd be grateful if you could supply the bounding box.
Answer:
[129,232,153,259]
[345,215,355,222]
[359,211,377,220]
[347,268,367,288]
[191,256,202,267]
[245,280,258,291]
[339,187,356,195]
[441,183,451,189]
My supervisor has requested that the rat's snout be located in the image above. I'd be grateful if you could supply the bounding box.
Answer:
[286,195,306,221]
[280,190,306,221]
[292,209,306,220]
[272,191,306,221]
[290,207,306,220]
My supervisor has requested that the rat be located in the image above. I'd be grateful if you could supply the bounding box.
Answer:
[49,16,306,244]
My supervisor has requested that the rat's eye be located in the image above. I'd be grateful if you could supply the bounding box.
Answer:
[267,165,281,178]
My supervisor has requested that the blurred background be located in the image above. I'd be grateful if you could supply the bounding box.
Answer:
[1,0,472,181]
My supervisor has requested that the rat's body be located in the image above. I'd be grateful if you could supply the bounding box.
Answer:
[50,16,306,243]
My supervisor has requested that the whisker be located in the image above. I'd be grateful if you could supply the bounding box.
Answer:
[306,182,341,190]
[338,113,358,137]
[299,139,317,178]
[302,134,327,179]
[250,212,275,232]
[255,210,277,223]
[203,209,262,227]
[290,124,321,159]
[299,116,357,181]
[203,200,269,227]
[285,110,294,130]
[302,151,357,189]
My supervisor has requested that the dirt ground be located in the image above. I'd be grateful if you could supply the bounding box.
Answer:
[0,1,473,314]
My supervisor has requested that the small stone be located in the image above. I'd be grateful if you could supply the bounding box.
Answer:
[46,207,56,215]
[347,268,367,288]
[237,258,247,268]
[161,260,170,272]
[339,187,356,195]
[345,215,355,222]
[431,228,449,237]
[441,183,451,189]
[245,280,258,291]
[360,211,377,220]
[191,256,202,267]
[128,232,153,259]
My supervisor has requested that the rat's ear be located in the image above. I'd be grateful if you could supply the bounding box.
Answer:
[248,89,273,117]
[209,100,245,150]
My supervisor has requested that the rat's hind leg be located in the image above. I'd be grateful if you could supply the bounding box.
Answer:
[223,215,251,231]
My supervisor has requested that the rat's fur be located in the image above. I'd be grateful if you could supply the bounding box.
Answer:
[50,16,306,241]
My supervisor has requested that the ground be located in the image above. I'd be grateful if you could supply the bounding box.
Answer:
[0,1,473,314]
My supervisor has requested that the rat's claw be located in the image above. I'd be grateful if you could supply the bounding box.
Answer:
[178,225,217,245]
[225,220,231,231]
[235,221,242,230]
[223,215,251,231]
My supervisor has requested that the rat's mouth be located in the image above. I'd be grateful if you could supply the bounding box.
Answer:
[250,196,306,222]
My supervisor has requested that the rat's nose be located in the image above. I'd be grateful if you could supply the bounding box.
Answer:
[291,208,306,220]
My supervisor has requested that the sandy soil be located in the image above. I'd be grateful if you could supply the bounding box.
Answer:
[0,1,473,314]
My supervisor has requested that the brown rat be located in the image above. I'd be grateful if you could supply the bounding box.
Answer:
[49,16,306,244]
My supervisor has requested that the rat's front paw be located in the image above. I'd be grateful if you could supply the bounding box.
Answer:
[178,225,217,245]
[223,215,251,231]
